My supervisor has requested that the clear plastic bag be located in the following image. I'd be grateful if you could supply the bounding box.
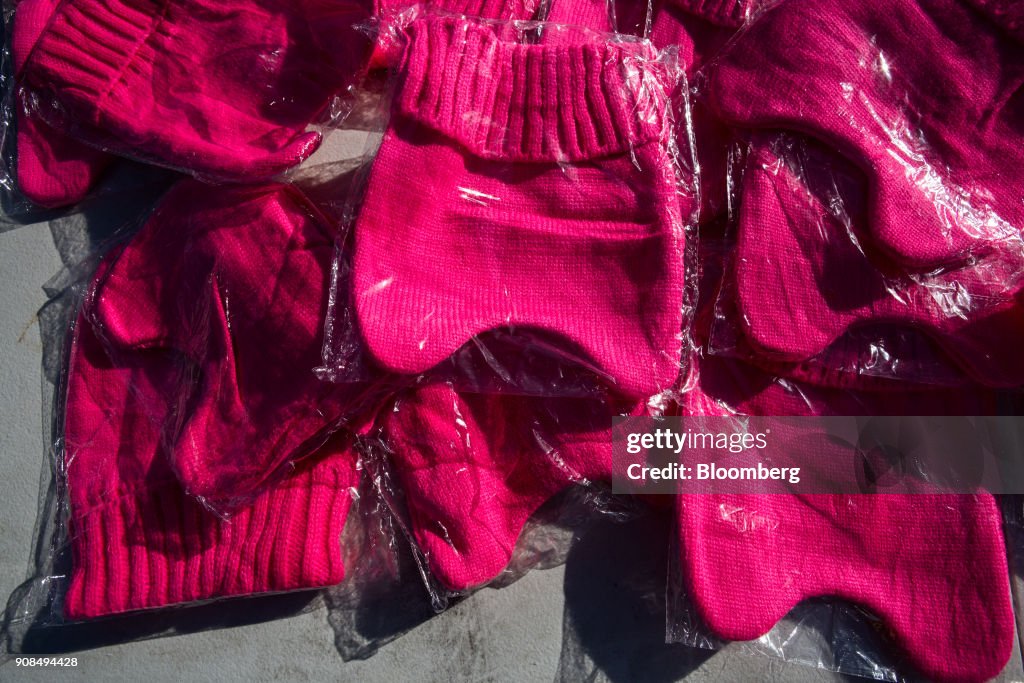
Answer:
[670,355,1019,681]
[0,1,178,222]
[705,133,1024,387]
[362,377,653,599]
[89,180,393,515]
[4,1,1023,681]
[699,0,1024,387]
[665,233,1021,682]
[7,0,372,212]
[543,0,762,224]
[318,9,698,403]
[0,231,421,670]
[0,178,407,636]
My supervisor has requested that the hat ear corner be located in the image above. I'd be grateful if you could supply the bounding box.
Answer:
[85,247,179,353]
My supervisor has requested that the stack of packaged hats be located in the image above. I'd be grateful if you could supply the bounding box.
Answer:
[6,0,1022,679]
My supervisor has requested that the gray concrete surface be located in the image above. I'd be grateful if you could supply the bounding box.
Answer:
[0,133,1021,682]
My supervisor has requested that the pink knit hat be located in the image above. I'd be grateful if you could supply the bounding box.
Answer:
[64,295,356,619]
[61,181,377,618]
[670,236,1015,681]
[11,0,113,208]
[352,14,688,399]
[731,137,1024,387]
[90,180,384,510]
[380,381,641,591]
[20,0,371,181]
[708,0,1024,269]
[675,355,1015,682]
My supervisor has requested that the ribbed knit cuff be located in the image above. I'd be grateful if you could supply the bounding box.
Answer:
[28,0,165,104]
[64,455,355,620]
[671,0,753,27]
[395,15,670,162]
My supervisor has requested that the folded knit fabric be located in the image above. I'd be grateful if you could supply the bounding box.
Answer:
[713,262,985,389]
[90,180,383,510]
[709,0,1024,269]
[64,280,357,619]
[544,0,762,222]
[697,230,976,390]
[352,14,687,399]
[12,0,113,208]
[673,237,1015,681]
[21,0,371,181]
[380,381,641,591]
[674,355,1014,682]
[732,137,1024,387]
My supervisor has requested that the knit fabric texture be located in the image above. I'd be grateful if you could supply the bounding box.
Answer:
[546,0,756,34]
[22,0,371,180]
[675,355,1014,682]
[12,0,113,208]
[544,0,763,223]
[381,381,640,591]
[709,0,1024,269]
[353,14,688,399]
[668,234,1016,682]
[368,0,543,68]
[64,242,359,618]
[731,136,1024,387]
[90,180,383,510]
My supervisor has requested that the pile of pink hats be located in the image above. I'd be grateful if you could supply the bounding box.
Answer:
[9,0,1021,680]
